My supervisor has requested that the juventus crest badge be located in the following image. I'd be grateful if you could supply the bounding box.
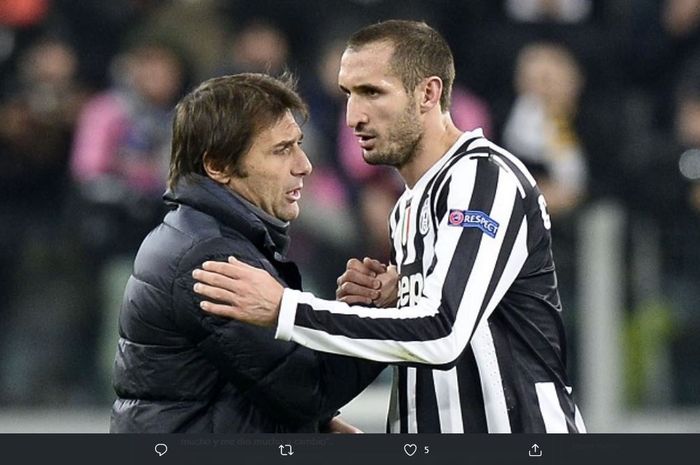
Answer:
[419,201,430,236]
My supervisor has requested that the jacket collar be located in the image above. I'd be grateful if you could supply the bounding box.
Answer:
[164,174,290,255]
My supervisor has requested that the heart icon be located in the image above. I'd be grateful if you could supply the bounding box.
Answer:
[403,443,417,456]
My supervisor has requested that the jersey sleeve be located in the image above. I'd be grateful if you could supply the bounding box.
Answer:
[276,156,533,367]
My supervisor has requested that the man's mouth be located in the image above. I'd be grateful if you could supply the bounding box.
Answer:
[356,134,376,150]
[286,187,302,201]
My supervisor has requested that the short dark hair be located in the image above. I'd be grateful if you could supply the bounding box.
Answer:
[168,73,307,189]
[347,20,455,111]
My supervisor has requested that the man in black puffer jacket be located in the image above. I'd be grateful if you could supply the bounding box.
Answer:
[110,73,384,433]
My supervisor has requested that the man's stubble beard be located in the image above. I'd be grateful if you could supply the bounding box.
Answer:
[363,102,423,169]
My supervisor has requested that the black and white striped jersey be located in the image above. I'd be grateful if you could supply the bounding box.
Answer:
[276,129,585,433]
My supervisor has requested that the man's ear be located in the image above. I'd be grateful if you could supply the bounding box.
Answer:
[203,152,230,185]
[419,76,443,113]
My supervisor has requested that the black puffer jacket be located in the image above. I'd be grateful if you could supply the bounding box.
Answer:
[110,175,383,432]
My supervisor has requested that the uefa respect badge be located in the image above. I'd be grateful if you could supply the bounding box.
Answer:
[447,209,499,238]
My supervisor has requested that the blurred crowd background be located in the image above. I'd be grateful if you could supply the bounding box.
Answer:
[1,0,699,430]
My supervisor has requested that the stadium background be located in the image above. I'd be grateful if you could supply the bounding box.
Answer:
[1,0,699,432]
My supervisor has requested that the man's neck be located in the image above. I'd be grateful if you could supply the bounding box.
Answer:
[398,113,462,188]
[228,189,291,254]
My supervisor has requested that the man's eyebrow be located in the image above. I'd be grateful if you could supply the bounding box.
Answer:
[271,133,303,149]
[340,83,382,94]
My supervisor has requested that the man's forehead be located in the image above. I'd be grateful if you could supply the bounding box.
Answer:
[339,42,398,84]
[257,111,301,142]
[342,41,394,65]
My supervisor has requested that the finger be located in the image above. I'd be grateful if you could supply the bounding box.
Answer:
[339,269,380,289]
[346,258,375,277]
[339,281,380,300]
[199,299,241,319]
[193,268,239,291]
[201,260,244,278]
[362,257,387,274]
[227,255,258,271]
[193,282,238,304]
[338,260,374,286]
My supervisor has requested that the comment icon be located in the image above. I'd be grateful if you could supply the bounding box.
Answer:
[155,443,168,457]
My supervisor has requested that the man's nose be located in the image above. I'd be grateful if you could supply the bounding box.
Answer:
[345,96,368,129]
[293,147,313,176]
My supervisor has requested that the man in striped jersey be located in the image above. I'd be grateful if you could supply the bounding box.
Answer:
[192,20,586,433]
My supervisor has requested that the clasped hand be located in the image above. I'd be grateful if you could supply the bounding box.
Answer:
[336,257,398,308]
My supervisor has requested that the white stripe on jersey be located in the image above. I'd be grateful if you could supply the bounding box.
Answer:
[471,322,511,432]
[575,405,587,433]
[535,382,568,433]
[407,368,418,433]
[433,367,464,433]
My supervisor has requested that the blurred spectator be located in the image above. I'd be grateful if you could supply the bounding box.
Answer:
[70,41,185,256]
[45,0,160,89]
[505,0,594,23]
[218,19,289,76]
[440,0,625,135]
[0,35,87,290]
[0,0,50,93]
[626,0,700,134]
[503,41,587,216]
[127,0,229,81]
[0,36,87,205]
